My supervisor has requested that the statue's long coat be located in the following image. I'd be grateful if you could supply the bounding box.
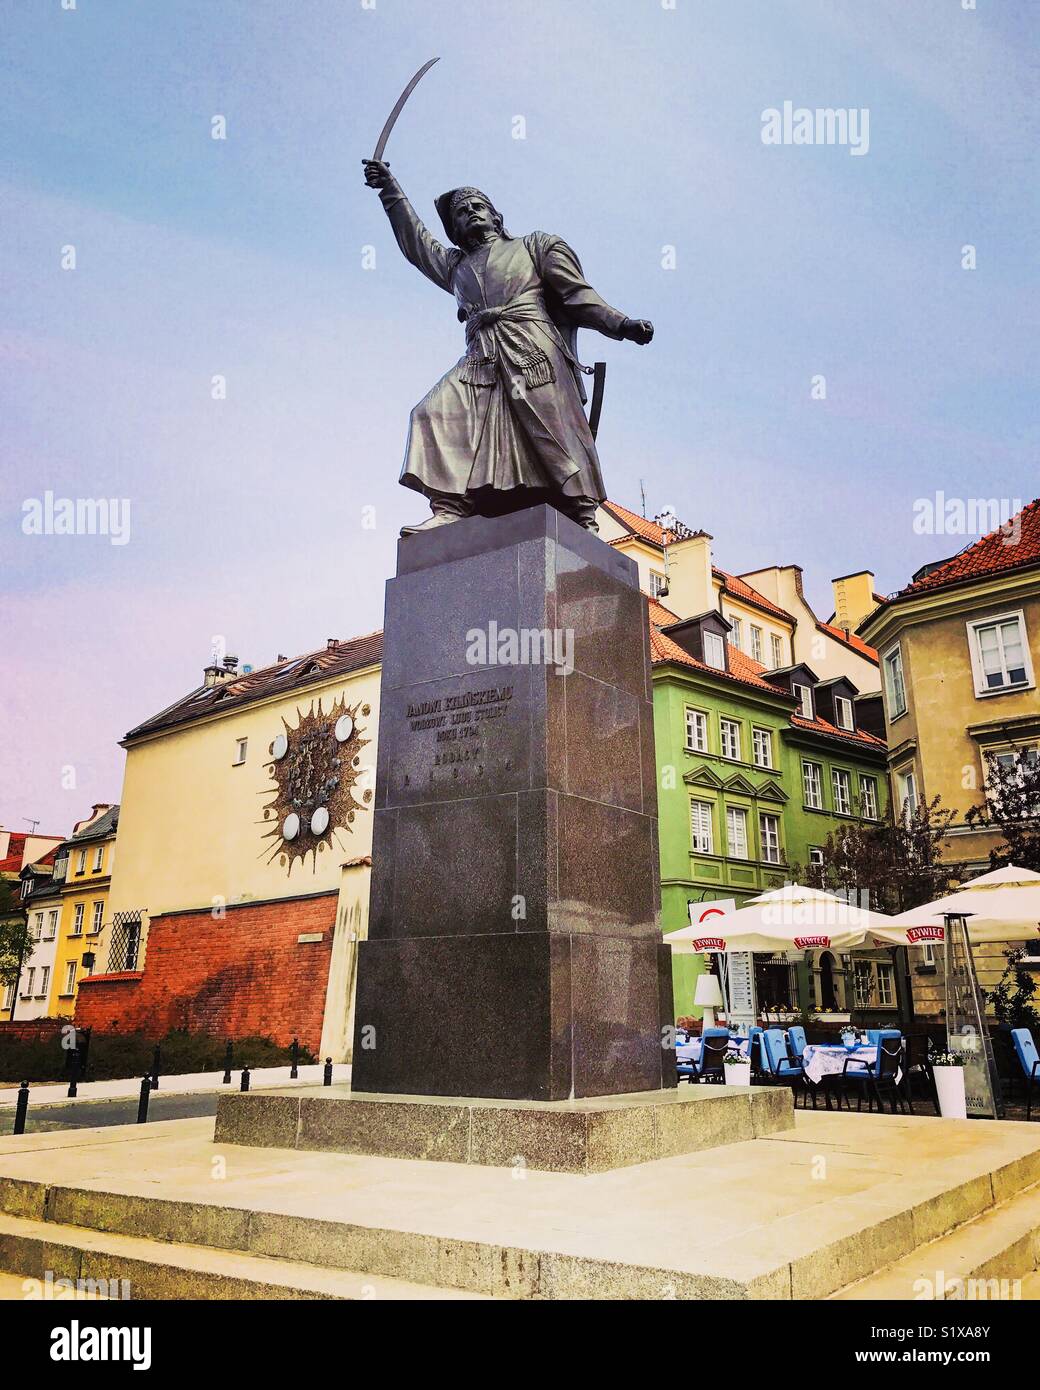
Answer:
[379,182,628,502]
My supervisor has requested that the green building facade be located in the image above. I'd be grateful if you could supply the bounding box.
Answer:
[651,617,890,1018]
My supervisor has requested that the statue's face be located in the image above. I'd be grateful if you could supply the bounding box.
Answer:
[452,194,498,245]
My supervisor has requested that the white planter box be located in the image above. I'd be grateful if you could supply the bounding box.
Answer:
[934,1065,967,1119]
[725,1062,752,1087]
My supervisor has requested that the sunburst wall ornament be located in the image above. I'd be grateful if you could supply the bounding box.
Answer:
[260,695,372,874]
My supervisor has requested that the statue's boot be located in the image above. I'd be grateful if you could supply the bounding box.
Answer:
[400,492,474,538]
[558,496,600,534]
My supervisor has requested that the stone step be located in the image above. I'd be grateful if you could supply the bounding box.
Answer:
[3,1114,1040,1300]
[0,1211,490,1302]
[831,1182,1040,1300]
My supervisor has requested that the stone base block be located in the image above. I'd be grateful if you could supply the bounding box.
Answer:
[215,1082,793,1175]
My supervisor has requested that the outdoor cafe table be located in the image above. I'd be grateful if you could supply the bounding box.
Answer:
[676,1035,751,1062]
[802,1043,877,1086]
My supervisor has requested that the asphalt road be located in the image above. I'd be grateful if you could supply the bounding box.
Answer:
[6,1089,223,1134]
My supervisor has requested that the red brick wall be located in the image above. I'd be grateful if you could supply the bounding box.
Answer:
[75,894,336,1050]
[0,1019,69,1043]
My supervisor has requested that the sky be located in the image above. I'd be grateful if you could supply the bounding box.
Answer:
[1,0,1037,834]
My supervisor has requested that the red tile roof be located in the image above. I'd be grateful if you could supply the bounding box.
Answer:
[0,834,27,876]
[790,713,886,750]
[815,620,879,664]
[713,568,793,622]
[894,498,1040,600]
[603,500,791,621]
[648,600,885,749]
[601,498,691,546]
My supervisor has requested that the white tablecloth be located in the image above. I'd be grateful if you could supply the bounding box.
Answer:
[676,1036,750,1063]
[802,1044,876,1085]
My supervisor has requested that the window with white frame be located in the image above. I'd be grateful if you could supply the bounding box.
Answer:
[897,767,918,819]
[20,878,31,900]
[770,633,784,668]
[76,849,87,874]
[793,683,814,719]
[720,718,741,761]
[726,807,749,859]
[22,968,35,998]
[37,966,49,998]
[93,845,104,871]
[860,775,879,820]
[809,846,825,868]
[91,901,104,933]
[832,768,852,815]
[759,813,782,864]
[703,631,726,670]
[968,612,1032,695]
[690,800,714,854]
[62,961,77,996]
[752,727,773,769]
[853,960,872,1008]
[233,736,249,766]
[883,645,907,717]
[1,983,13,1011]
[729,617,742,650]
[750,626,764,663]
[45,910,58,940]
[32,912,43,940]
[803,760,823,809]
[834,695,854,731]
[72,903,84,936]
[684,708,708,753]
[991,747,1040,803]
[649,571,668,598]
[876,961,895,1006]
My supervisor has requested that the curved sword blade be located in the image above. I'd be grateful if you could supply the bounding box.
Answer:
[372,57,440,162]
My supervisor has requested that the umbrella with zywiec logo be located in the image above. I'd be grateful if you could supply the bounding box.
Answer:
[872,865,1040,947]
[666,883,893,954]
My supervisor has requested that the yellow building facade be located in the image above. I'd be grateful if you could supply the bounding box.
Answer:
[860,500,1040,1011]
[77,636,382,1059]
[48,805,119,1017]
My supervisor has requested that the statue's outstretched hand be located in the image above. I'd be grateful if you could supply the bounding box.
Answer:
[622,318,654,346]
[362,159,394,190]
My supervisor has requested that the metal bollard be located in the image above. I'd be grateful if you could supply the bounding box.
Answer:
[222,1039,233,1084]
[290,1037,299,1080]
[80,1027,92,1081]
[136,1075,151,1124]
[323,1057,333,1086]
[13,1081,29,1135]
[150,1044,161,1091]
[67,1051,80,1099]
[240,1066,250,1093]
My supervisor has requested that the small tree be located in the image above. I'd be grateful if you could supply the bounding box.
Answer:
[966,749,1040,872]
[792,795,964,915]
[987,946,1040,1033]
[0,878,32,1005]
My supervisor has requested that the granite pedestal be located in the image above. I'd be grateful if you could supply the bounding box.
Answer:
[350,505,675,1101]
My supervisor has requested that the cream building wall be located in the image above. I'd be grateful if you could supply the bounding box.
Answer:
[107,667,381,927]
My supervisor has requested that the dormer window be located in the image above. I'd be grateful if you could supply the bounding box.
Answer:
[703,631,726,670]
[793,683,814,720]
[834,695,854,730]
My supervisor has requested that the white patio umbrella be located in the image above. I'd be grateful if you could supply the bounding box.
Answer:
[666,882,892,954]
[876,864,1040,947]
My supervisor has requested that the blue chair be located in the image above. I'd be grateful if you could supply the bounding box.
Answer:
[1012,1028,1040,1120]
[696,1027,731,1084]
[761,1028,804,1093]
[787,1025,807,1060]
[840,1036,907,1114]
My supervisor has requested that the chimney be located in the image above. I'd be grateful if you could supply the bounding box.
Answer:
[662,531,715,620]
[204,658,235,688]
[832,571,876,632]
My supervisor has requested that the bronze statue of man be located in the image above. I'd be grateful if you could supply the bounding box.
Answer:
[363,159,653,535]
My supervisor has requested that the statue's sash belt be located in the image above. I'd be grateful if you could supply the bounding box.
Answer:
[459,292,560,389]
